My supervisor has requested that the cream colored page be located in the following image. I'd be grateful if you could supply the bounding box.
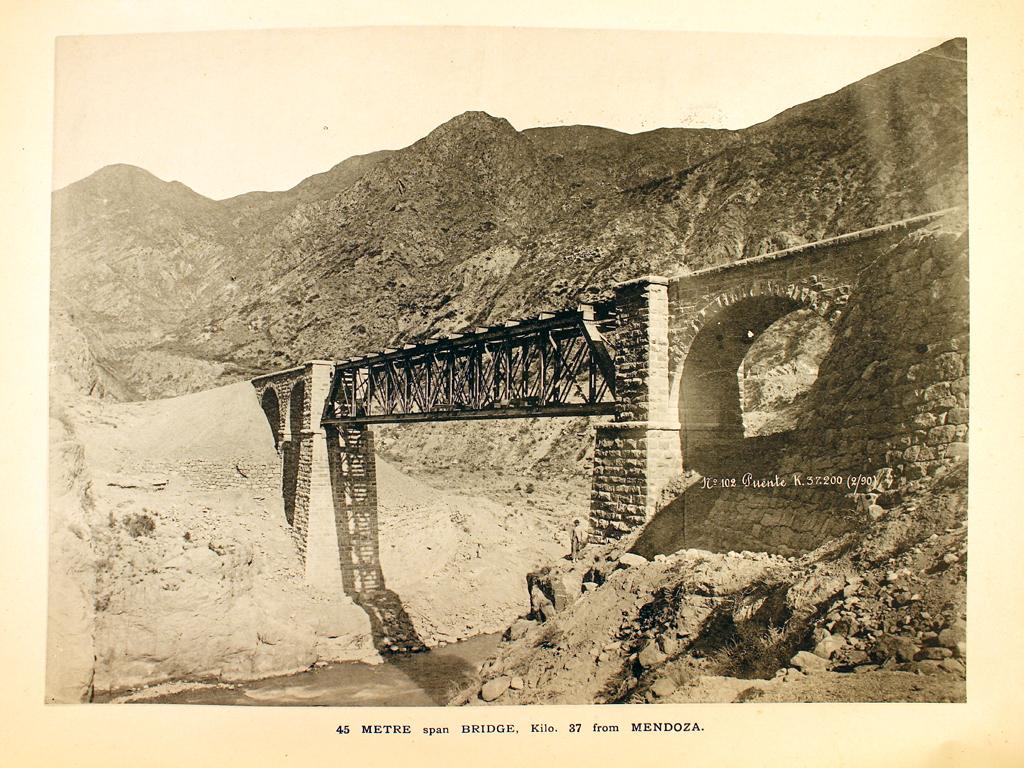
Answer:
[2,1,1023,766]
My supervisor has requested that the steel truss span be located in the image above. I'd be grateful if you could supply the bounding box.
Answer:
[322,306,617,425]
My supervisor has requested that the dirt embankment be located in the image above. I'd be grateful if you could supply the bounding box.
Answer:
[53,384,374,697]
[375,458,570,645]
[456,463,967,705]
[49,381,577,699]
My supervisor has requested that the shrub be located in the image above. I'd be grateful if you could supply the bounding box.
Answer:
[123,512,156,538]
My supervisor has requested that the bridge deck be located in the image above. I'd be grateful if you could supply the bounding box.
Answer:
[321,304,618,426]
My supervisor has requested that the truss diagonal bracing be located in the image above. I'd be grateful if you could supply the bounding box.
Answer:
[322,305,617,425]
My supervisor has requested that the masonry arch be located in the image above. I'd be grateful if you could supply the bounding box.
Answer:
[671,282,836,473]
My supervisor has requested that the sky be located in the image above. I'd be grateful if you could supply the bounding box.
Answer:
[53,26,948,200]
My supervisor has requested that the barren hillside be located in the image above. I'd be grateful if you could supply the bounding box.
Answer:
[51,39,966,402]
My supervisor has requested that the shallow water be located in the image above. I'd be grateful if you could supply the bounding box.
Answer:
[133,633,502,706]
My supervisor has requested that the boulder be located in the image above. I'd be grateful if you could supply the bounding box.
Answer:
[480,676,512,702]
[509,676,525,691]
[527,569,583,614]
[939,659,966,675]
[658,634,679,656]
[638,641,666,669]
[618,553,649,568]
[529,585,555,622]
[916,646,952,661]
[790,650,829,674]
[938,620,967,650]
[813,633,846,659]
[871,634,919,663]
[650,677,677,698]
[914,660,945,676]
[843,649,870,666]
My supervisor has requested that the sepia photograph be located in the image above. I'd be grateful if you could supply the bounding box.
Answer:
[44,25,971,710]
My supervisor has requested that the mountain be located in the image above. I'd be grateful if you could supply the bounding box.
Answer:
[50,38,967,399]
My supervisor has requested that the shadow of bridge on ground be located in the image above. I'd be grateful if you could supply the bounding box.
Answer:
[325,426,428,657]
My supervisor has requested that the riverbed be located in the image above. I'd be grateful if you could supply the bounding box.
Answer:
[108,633,502,706]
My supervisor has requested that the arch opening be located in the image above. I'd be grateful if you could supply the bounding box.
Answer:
[739,308,833,437]
[678,295,833,474]
[282,380,306,529]
[259,388,281,450]
[289,380,306,438]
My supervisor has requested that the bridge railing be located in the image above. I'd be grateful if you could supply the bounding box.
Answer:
[321,305,618,425]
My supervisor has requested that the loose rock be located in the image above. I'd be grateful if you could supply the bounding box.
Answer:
[638,641,666,669]
[507,618,536,641]
[618,553,649,568]
[790,651,829,674]
[813,633,846,659]
[650,677,677,698]
[480,676,512,702]
[872,634,920,663]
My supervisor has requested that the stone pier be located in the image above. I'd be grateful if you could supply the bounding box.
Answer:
[291,361,346,592]
[590,276,682,543]
[252,359,383,593]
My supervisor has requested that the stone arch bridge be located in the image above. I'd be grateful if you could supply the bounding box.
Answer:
[251,210,954,591]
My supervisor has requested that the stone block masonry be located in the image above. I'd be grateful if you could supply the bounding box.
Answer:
[592,211,965,554]
[291,361,348,592]
[248,210,965,567]
[590,276,682,543]
[253,361,353,591]
[675,221,968,555]
[131,458,280,495]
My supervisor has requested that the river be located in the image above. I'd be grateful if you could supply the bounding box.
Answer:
[114,633,502,706]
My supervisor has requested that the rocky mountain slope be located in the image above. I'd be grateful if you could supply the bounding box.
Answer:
[51,39,966,400]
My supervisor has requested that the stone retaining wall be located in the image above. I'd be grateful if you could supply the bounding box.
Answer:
[673,222,968,555]
[133,458,279,495]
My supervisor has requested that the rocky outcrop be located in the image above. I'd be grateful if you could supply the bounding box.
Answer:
[53,384,379,696]
[51,379,572,695]
[456,463,967,705]
[45,411,98,703]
